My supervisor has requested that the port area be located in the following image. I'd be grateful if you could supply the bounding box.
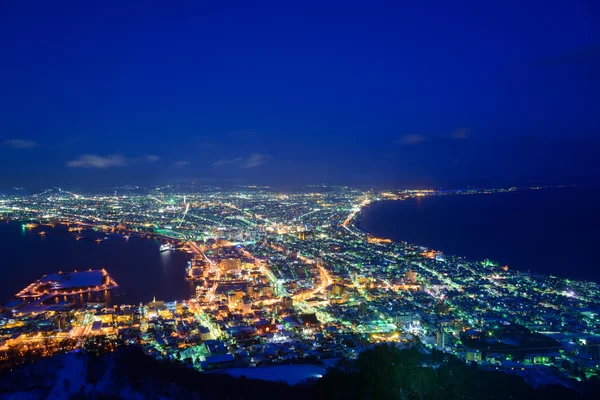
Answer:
[10,270,118,315]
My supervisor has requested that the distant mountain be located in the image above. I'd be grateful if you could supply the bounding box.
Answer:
[0,187,29,196]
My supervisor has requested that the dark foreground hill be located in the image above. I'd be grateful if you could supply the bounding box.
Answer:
[1,345,599,399]
[0,348,313,399]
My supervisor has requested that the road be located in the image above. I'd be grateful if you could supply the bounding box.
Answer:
[187,241,220,300]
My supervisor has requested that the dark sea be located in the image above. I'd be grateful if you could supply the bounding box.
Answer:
[358,187,600,283]
[0,223,193,304]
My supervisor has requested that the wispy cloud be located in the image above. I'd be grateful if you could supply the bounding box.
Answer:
[213,157,243,167]
[395,134,426,145]
[146,155,160,162]
[172,161,190,168]
[213,153,269,168]
[241,153,269,168]
[452,128,469,140]
[3,139,38,149]
[67,154,127,168]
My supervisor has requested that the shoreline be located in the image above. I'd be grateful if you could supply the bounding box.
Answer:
[0,221,192,305]
[352,189,595,283]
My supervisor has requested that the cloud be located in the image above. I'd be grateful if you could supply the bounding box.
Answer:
[213,157,243,167]
[3,139,38,149]
[241,153,269,168]
[395,134,426,145]
[452,128,469,140]
[146,155,160,162]
[67,154,127,168]
[213,153,270,168]
[213,153,269,168]
[172,161,190,167]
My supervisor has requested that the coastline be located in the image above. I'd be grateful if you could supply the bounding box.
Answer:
[353,187,599,283]
[0,221,192,305]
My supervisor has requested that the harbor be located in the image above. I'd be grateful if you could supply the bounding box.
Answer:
[10,269,118,315]
[0,222,192,306]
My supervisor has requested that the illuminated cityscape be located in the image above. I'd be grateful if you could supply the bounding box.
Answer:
[1,185,598,387]
[0,0,597,396]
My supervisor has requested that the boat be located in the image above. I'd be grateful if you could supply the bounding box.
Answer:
[95,238,103,243]
[105,232,124,238]
[160,243,175,252]
[38,231,46,236]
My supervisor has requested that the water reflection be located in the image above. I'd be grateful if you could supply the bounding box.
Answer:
[0,222,191,304]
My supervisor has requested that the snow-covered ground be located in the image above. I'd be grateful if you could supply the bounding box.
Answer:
[0,353,323,399]
[210,364,327,385]
[0,353,148,400]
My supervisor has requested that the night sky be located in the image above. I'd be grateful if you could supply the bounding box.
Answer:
[1,0,598,190]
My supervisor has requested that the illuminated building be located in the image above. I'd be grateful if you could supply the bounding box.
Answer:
[524,354,551,365]
[298,231,314,241]
[420,250,437,259]
[227,291,244,310]
[405,270,418,284]
[221,257,241,272]
[358,302,369,316]
[199,326,211,341]
[326,284,344,299]
[281,296,293,310]
[242,297,252,314]
[148,296,165,309]
[186,265,204,281]
[466,349,482,363]
[366,234,392,244]
[396,313,418,327]
[482,259,498,267]
[436,331,451,347]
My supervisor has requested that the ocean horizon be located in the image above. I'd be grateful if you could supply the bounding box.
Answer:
[358,186,600,283]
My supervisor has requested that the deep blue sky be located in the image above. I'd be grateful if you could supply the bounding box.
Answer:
[0,0,598,190]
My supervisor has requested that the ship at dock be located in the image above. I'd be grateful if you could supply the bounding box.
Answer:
[159,243,176,252]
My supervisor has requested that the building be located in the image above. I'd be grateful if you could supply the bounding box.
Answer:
[524,354,551,365]
[199,326,211,341]
[466,349,482,363]
[314,256,323,267]
[436,331,452,348]
[359,302,369,316]
[281,296,293,310]
[326,284,345,299]
[202,354,235,370]
[242,296,252,314]
[227,291,244,310]
[221,258,242,272]
[436,303,450,315]
[405,270,418,284]
[298,231,315,241]
[397,313,418,327]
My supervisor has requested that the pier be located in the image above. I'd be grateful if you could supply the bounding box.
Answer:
[13,269,118,315]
